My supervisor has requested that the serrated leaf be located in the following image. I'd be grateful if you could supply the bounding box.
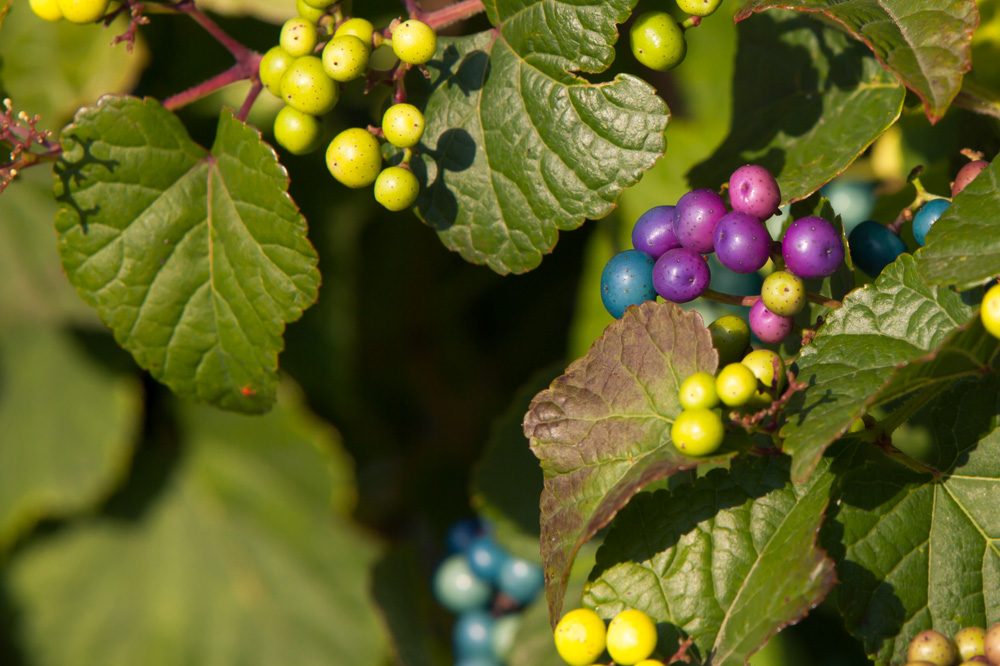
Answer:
[411,2,669,275]
[918,156,1000,289]
[687,10,904,204]
[54,96,320,413]
[524,301,725,625]
[827,376,1000,664]
[781,255,999,482]
[735,0,978,123]
[3,383,389,666]
[585,455,836,666]
[0,326,141,550]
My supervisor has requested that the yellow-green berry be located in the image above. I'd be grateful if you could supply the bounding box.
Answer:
[335,17,375,50]
[280,55,339,115]
[280,17,319,58]
[374,166,419,211]
[30,0,63,21]
[954,627,985,662]
[708,315,751,367]
[741,349,786,408]
[679,372,719,410]
[382,103,425,149]
[982,284,1000,339]
[391,19,436,65]
[260,46,295,97]
[322,35,370,82]
[907,630,959,666]
[273,106,324,155]
[296,0,325,24]
[326,127,382,188]
[57,0,110,23]
[760,270,806,317]
[671,408,724,456]
[715,363,757,408]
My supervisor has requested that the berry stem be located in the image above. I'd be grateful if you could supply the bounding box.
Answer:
[680,15,702,30]
[805,292,842,309]
[162,58,262,112]
[887,174,949,234]
[700,289,760,307]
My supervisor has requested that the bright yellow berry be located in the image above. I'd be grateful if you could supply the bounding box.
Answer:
[382,103,425,149]
[30,0,63,21]
[606,609,658,665]
[982,284,1000,339]
[326,128,382,188]
[374,166,419,211]
[57,0,110,23]
[391,19,436,65]
[554,608,607,666]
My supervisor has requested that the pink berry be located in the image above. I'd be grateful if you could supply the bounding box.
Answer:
[729,164,781,220]
[749,299,794,344]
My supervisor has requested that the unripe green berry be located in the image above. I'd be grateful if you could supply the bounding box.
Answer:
[260,46,295,97]
[335,17,375,50]
[554,608,607,666]
[280,55,339,115]
[374,166,419,211]
[382,103,425,148]
[326,127,382,188]
[954,627,985,662]
[273,106,324,155]
[296,0,326,24]
[708,315,751,367]
[280,17,319,58]
[57,0,110,23]
[679,372,719,410]
[761,270,806,317]
[715,363,757,408]
[741,350,786,408]
[908,630,959,666]
[630,11,686,71]
[676,0,724,17]
[607,609,658,665]
[392,19,437,65]
[30,0,63,21]
[322,35,370,82]
[671,408,724,456]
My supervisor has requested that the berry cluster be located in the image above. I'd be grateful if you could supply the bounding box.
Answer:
[433,518,545,666]
[601,164,846,346]
[259,2,434,210]
[554,607,663,666]
[674,338,785,457]
[29,0,110,23]
[629,0,723,72]
[905,623,1000,666]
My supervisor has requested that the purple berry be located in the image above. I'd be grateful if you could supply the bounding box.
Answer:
[749,299,793,344]
[653,247,711,303]
[632,205,681,258]
[674,188,727,254]
[729,164,781,220]
[781,216,845,279]
[714,211,772,274]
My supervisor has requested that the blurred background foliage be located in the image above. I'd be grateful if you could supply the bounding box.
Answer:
[0,0,998,664]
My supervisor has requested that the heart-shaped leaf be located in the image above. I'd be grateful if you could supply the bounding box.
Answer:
[524,301,725,625]
[585,455,837,666]
[410,0,669,275]
[918,157,1000,289]
[781,255,998,482]
[54,96,320,413]
[688,10,904,204]
[827,376,1000,664]
[735,0,978,123]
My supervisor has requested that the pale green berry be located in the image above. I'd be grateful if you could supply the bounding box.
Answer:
[273,106,323,155]
[259,46,295,97]
[715,363,757,408]
[907,630,959,666]
[671,408,724,456]
[280,55,339,115]
[322,35,370,82]
[760,270,806,317]
[392,19,436,65]
[381,103,425,148]
[630,11,686,71]
[326,128,382,188]
[30,0,63,21]
[296,0,325,23]
[741,350,786,408]
[374,166,419,211]
[335,17,375,50]
[57,0,110,23]
[679,372,719,410]
[676,0,724,17]
[280,17,319,58]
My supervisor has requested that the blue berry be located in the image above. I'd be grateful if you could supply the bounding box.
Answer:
[674,188,727,254]
[433,553,492,613]
[466,536,508,583]
[781,216,844,279]
[714,211,772,274]
[653,247,711,303]
[446,517,484,553]
[912,199,951,246]
[600,250,658,318]
[848,220,906,277]
[632,205,681,258]
[453,610,497,659]
[496,556,544,605]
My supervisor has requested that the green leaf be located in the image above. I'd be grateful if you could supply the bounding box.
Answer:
[4,383,389,666]
[0,4,148,132]
[584,455,837,666]
[524,301,725,625]
[827,376,1000,664]
[735,0,978,123]
[687,10,904,204]
[411,3,669,275]
[0,326,141,550]
[54,96,320,413]
[781,254,998,482]
[918,157,1000,289]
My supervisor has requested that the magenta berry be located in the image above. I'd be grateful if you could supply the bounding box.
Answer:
[749,299,794,344]
[632,205,681,259]
[674,188,727,254]
[728,164,781,220]
[653,247,711,303]
[781,216,845,279]
[713,211,772,274]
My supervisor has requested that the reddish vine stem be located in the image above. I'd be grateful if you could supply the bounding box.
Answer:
[236,81,263,123]
[411,0,487,30]
[701,289,841,310]
[162,59,261,112]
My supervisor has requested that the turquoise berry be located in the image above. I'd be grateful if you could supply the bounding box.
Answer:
[912,199,951,246]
